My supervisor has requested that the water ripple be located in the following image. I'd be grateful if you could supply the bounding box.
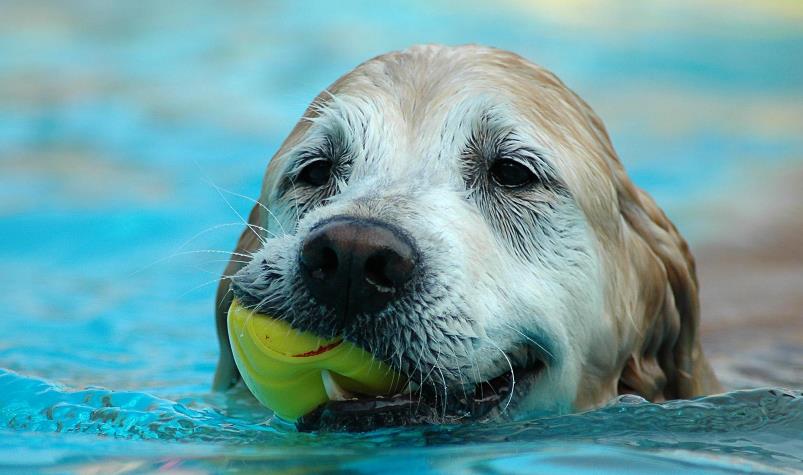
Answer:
[0,369,280,443]
[1,370,801,473]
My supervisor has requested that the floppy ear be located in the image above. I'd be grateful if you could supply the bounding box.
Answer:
[212,204,263,391]
[615,179,720,400]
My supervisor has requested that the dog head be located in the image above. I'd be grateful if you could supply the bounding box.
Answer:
[214,45,719,431]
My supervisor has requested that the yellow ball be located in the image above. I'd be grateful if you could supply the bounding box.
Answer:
[227,299,406,420]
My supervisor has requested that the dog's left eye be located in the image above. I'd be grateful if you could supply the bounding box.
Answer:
[298,160,332,187]
[490,159,537,188]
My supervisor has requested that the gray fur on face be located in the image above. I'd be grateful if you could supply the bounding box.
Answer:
[232,186,493,387]
[230,87,600,420]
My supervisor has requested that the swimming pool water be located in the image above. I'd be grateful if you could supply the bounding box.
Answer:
[1,370,801,473]
[1,1,802,473]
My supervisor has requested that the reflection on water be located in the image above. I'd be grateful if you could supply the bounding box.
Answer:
[0,0,801,473]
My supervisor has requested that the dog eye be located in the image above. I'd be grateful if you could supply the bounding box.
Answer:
[489,159,537,188]
[298,160,332,187]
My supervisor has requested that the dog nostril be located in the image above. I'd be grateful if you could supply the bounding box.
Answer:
[310,246,338,280]
[300,217,417,320]
[364,253,395,293]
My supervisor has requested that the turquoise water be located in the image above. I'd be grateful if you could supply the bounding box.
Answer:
[1,1,802,473]
[1,371,801,473]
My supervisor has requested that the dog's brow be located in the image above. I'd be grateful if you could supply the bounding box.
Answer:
[463,110,564,189]
[498,139,562,186]
[293,108,360,167]
[308,95,369,146]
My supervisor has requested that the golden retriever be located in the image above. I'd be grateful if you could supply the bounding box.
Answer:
[213,44,721,431]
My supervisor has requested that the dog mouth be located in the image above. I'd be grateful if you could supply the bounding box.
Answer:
[296,351,546,432]
[229,272,549,432]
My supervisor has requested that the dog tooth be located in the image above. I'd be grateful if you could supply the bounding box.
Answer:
[321,370,355,401]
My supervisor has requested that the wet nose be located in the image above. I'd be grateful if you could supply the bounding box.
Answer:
[300,217,416,321]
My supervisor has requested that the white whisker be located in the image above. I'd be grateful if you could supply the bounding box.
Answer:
[213,185,289,237]
[190,158,268,246]
[501,322,554,361]
[128,249,254,277]
[485,337,516,418]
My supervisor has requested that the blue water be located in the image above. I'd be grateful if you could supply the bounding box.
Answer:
[1,1,802,473]
[2,371,801,473]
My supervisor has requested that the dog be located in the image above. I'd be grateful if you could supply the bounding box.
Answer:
[213,44,721,431]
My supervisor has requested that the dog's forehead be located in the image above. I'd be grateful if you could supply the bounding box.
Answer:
[266,46,621,223]
[300,48,539,173]
[330,48,541,135]
[322,46,611,170]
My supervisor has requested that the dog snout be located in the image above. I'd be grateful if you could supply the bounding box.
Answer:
[299,217,416,321]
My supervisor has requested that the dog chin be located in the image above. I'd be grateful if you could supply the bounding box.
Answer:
[295,355,546,432]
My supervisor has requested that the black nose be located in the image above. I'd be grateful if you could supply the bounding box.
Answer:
[300,217,416,321]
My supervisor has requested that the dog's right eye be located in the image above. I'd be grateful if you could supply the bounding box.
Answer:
[298,160,332,187]
[489,158,538,189]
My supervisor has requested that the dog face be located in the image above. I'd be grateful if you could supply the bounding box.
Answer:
[215,45,719,430]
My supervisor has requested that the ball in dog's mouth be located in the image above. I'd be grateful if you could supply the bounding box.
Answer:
[228,299,546,432]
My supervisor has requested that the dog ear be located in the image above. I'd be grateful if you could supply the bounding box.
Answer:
[615,179,720,400]
[563,95,720,401]
[212,204,263,391]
